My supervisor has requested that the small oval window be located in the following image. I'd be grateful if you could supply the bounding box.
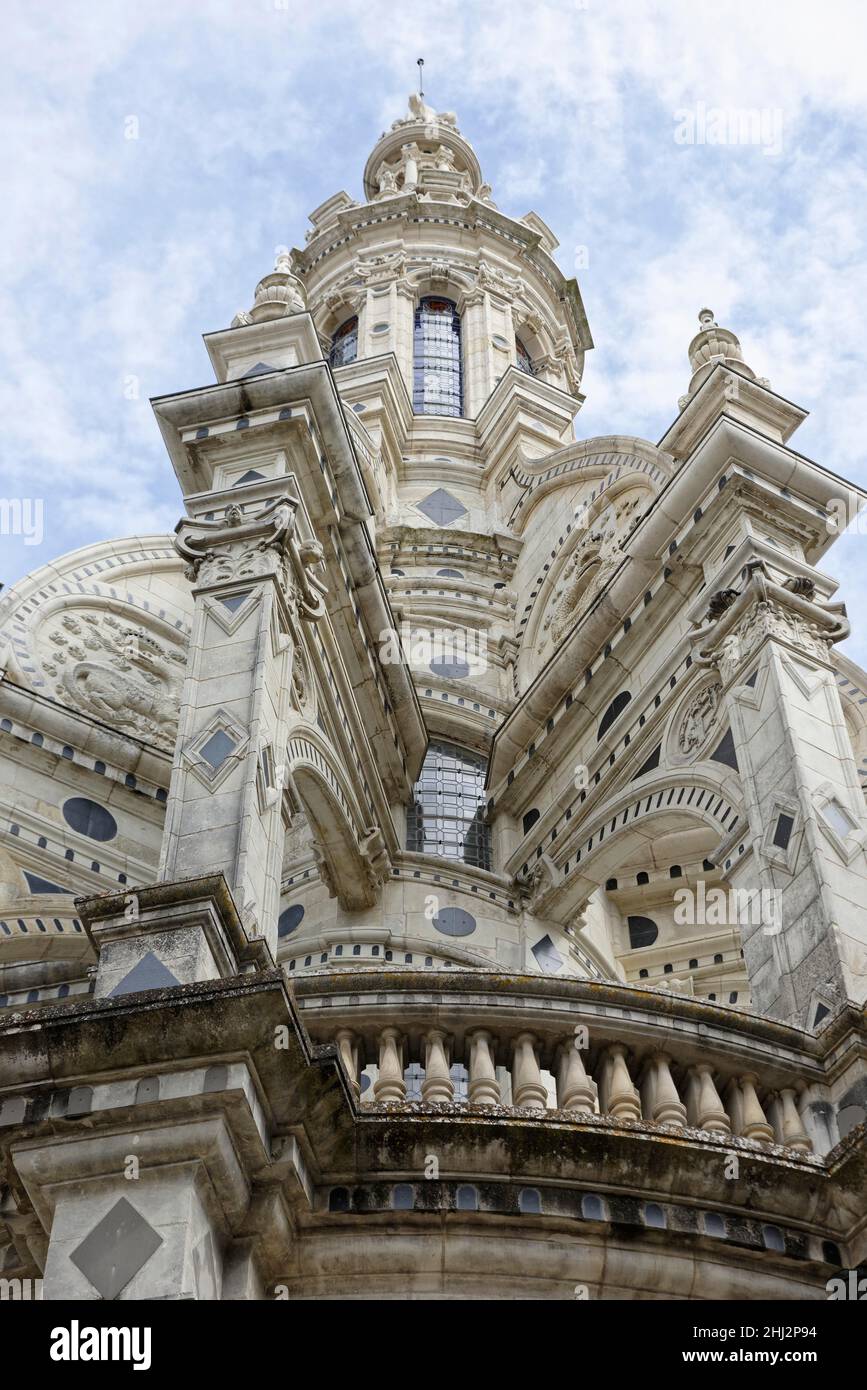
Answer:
[62,798,117,842]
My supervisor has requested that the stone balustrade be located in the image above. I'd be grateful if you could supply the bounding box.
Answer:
[293,969,854,1158]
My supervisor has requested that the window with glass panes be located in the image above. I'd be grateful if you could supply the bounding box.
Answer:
[329,316,358,368]
[413,297,463,416]
[406,739,491,869]
[515,337,535,375]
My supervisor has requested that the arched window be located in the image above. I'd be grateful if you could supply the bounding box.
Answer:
[515,337,535,376]
[406,739,491,869]
[413,297,462,416]
[329,316,358,368]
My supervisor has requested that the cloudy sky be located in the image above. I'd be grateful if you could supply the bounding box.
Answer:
[4,0,867,658]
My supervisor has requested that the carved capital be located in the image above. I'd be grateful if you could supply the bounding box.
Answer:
[693,559,849,683]
[174,495,328,621]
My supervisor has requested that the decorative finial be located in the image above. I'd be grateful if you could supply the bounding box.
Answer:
[678,306,767,408]
[417,57,424,99]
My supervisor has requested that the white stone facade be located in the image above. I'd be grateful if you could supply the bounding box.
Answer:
[0,97,866,1301]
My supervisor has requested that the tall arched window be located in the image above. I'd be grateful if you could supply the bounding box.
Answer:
[406,739,491,869]
[515,337,535,376]
[413,297,462,416]
[329,316,358,368]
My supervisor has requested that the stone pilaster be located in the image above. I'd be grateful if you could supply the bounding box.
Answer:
[696,562,867,1024]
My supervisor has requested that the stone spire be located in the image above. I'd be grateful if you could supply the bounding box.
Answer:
[231,250,307,328]
[680,308,769,408]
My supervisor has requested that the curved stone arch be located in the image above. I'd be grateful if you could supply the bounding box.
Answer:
[312,294,363,351]
[535,773,745,923]
[512,309,557,366]
[505,438,667,534]
[287,731,385,910]
[517,479,651,684]
[405,264,477,306]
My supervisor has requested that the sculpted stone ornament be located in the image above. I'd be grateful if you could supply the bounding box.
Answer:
[39,609,184,752]
[693,558,849,681]
[519,856,557,914]
[175,496,327,622]
[677,682,722,755]
[542,499,639,646]
[360,826,391,892]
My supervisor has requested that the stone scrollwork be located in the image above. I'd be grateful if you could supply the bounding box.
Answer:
[175,495,328,622]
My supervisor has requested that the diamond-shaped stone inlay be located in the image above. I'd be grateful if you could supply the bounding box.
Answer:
[218,591,252,613]
[531,934,564,976]
[108,950,180,997]
[416,488,467,527]
[199,728,237,770]
[232,468,266,484]
[240,363,277,378]
[71,1197,163,1300]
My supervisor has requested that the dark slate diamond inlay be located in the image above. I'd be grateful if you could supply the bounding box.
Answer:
[109,950,180,997]
[199,729,237,770]
[71,1197,163,1300]
[240,362,277,377]
[416,488,467,527]
[531,933,564,976]
[232,468,266,485]
[218,591,252,613]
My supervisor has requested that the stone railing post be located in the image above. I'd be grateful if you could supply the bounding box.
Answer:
[737,1072,775,1144]
[686,1064,731,1134]
[373,1027,405,1102]
[335,1028,361,1101]
[511,1032,548,1110]
[421,1029,454,1104]
[776,1086,812,1152]
[647,1052,687,1128]
[467,1029,500,1106]
[601,1043,641,1121]
[555,1037,597,1113]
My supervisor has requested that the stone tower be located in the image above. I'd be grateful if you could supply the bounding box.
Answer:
[0,96,865,1302]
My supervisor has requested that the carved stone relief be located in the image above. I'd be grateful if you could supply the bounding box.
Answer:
[37,608,185,752]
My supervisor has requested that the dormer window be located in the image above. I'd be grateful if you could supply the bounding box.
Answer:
[329,316,358,368]
[516,337,535,376]
[413,297,463,417]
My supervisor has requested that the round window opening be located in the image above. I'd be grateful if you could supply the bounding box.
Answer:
[62,798,117,842]
[433,907,476,938]
[278,904,304,938]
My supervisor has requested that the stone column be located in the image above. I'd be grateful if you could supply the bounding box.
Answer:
[694,565,867,1024]
[555,1038,597,1113]
[163,496,325,959]
[511,1032,548,1110]
[467,1029,501,1106]
[421,1029,454,1103]
[373,1027,406,1102]
[80,495,329,998]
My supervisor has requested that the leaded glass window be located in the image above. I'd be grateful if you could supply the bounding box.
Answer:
[515,337,535,375]
[406,739,492,870]
[329,316,358,368]
[413,297,463,416]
